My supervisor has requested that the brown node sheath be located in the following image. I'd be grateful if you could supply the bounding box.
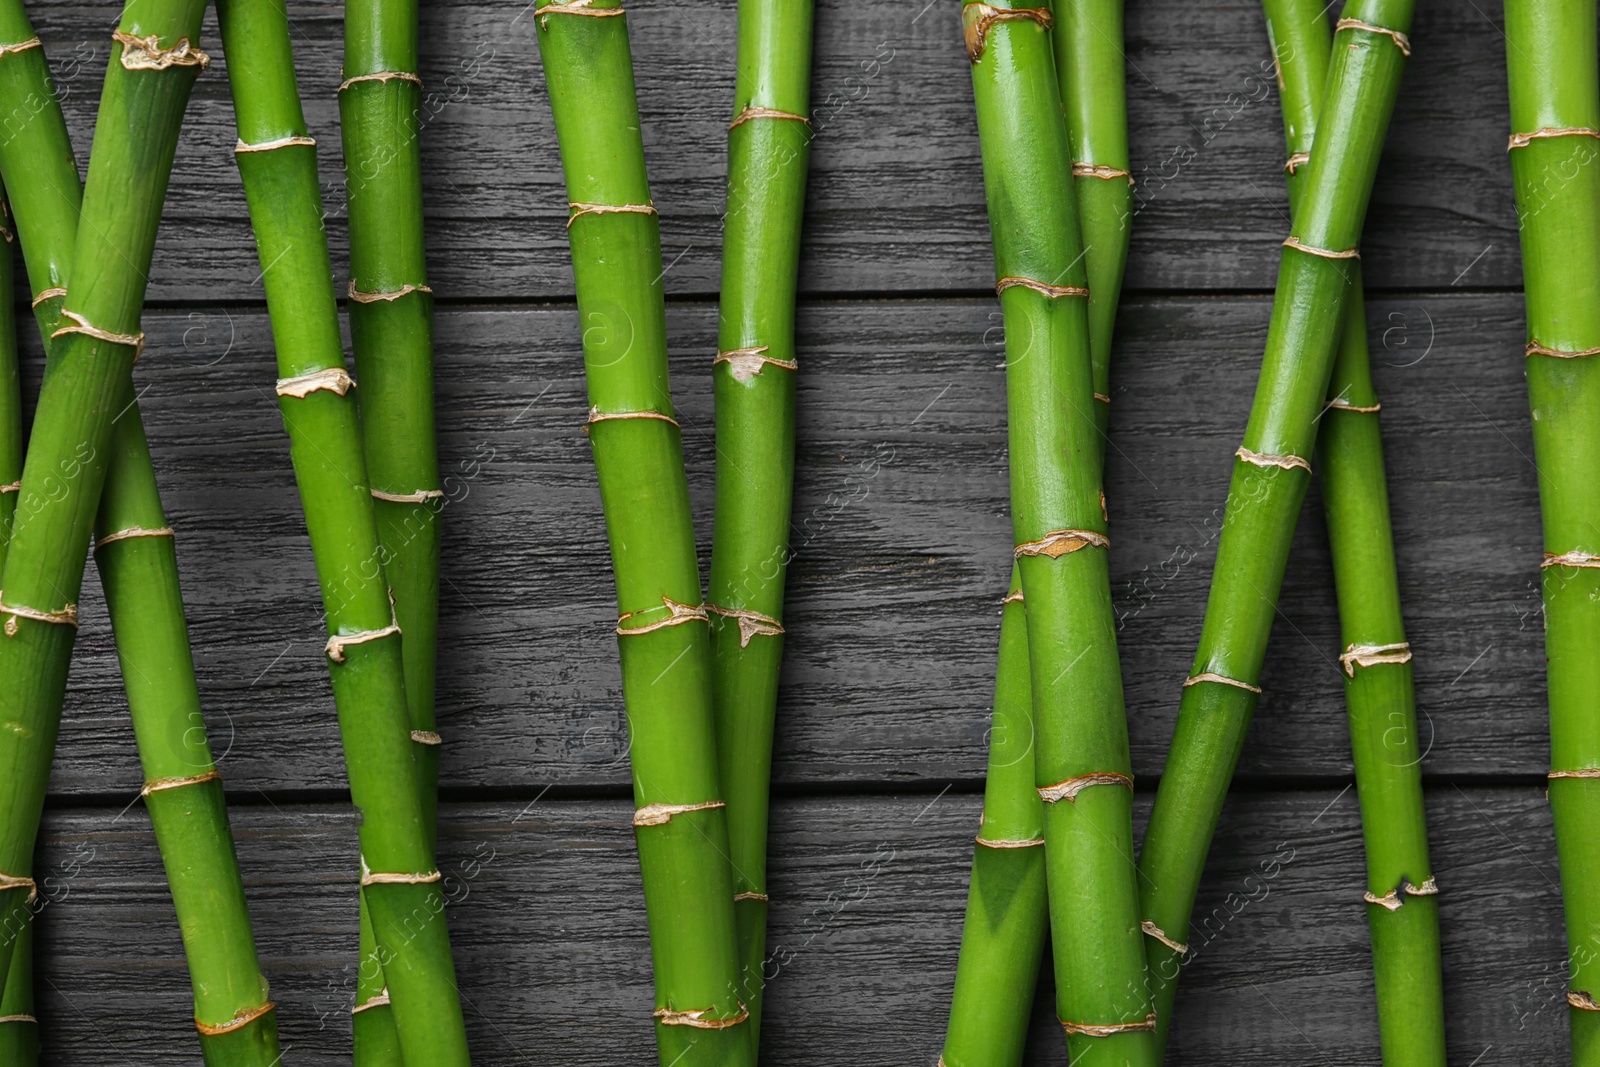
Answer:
[962,2,1052,63]
[325,622,401,663]
[1001,588,1024,605]
[1550,768,1600,779]
[0,37,41,56]
[51,310,145,361]
[235,135,316,153]
[1141,920,1188,954]
[1014,529,1109,558]
[1037,772,1133,804]
[1364,877,1438,911]
[1507,127,1600,151]
[733,890,768,902]
[705,603,784,647]
[995,275,1090,299]
[615,596,707,636]
[567,201,656,228]
[371,487,444,503]
[0,873,36,903]
[0,482,18,494]
[976,835,1045,849]
[1284,151,1311,175]
[95,525,176,548]
[0,1015,36,1025]
[536,0,626,24]
[1060,1014,1158,1037]
[411,730,443,746]
[348,280,431,303]
[1526,341,1600,359]
[0,595,79,635]
[586,405,680,431]
[360,861,442,887]
[1334,17,1412,55]
[654,1004,750,1029]
[1543,550,1600,569]
[713,345,798,382]
[1339,641,1412,678]
[1236,445,1311,473]
[1183,671,1261,694]
[276,368,356,399]
[338,70,422,91]
[729,106,810,130]
[113,30,209,71]
[142,769,222,796]
[1071,162,1134,186]
[1282,235,1360,260]
[1570,991,1600,1011]
[194,1000,275,1036]
[1327,396,1381,413]
[352,989,391,1014]
[30,286,66,308]
[633,799,726,827]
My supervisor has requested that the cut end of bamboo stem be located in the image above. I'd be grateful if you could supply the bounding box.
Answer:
[632,800,726,827]
[1037,772,1133,804]
[194,1000,275,1036]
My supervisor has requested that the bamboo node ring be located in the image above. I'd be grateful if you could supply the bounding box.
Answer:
[0,594,80,634]
[654,1002,750,1029]
[976,835,1044,849]
[1001,588,1024,605]
[0,873,37,903]
[1183,671,1261,694]
[1060,1013,1158,1037]
[537,0,626,24]
[616,596,708,636]
[1037,772,1133,804]
[567,200,656,228]
[1141,920,1188,954]
[1014,529,1109,559]
[1326,396,1381,413]
[1363,877,1436,911]
[1334,17,1411,56]
[0,1015,36,1025]
[235,135,316,153]
[1526,341,1600,359]
[587,406,680,431]
[1507,127,1600,151]
[1549,768,1600,779]
[325,622,401,663]
[51,310,145,361]
[142,769,221,797]
[995,275,1089,299]
[633,799,726,827]
[411,730,443,746]
[734,890,769,902]
[729,106,811,130]
[705,604,784,647]
[113,30,210,71]
[1542,550,1600,570]
[351,989,391,1015]
[1236,445,1311,473]
[0,37,41,57]
[1071,162,1134,186]
[360,858,442,887]
[962,2,1052,63]
[96,525,176,548]
[1284,151,1311,175]
[30,286,66,308]
[339,70,422,91]
[1094,392,1112,404]
[276,366,355,398]
[1570,991,1600,1012]
[1281,235,1359,260]
[0,481,19,494]
[348,280,432,303]
[1339,641,1412,677]
[714,345,798,381]
[194,1000,274,1036]
[372,487,445,503]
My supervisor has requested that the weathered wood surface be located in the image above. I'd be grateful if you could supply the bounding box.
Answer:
[28,790,1566,1064]
[23,0,1513,301]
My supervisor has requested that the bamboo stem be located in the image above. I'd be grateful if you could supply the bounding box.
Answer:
[1136,0,1415,1045]
[534,6,752,1063]
[707,0,814,1043]
[1501,2,1600,1061]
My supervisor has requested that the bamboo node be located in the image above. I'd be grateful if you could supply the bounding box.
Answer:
[113,30,209,71]
[359,859,442,887]
[96,525,176,549]
[1281,235,1359,260]
[1093,392,1112,404]
[276,366,356,399]
[338,70,422,91]
[348,280,432,303]
[235,135,317,153]
[1334,17,1411,56]
[729,106,811,131]
[351,988,391,1015]
[0,595,80,633]
[733,890,769,902]
[1549,768,1600,779]
[1071,162,1134,186]
[1525,341,1600,359]
[30,286,66,308]
[633,799,726,827]
[1339,641,1412,678]
[1284,151,1311,175]
[995,275,1089,299]
[975,835,1044,849]
[51,309,145,361]
[1506,127,1600,151]
[0,1015,37,1025]
[1001,588,1024,605]
[1141,920,1188,954]
[371,487,445,504]
[1059,1013,1158,1037]
[961,2,1052,63]
[1235,445,1311,473]
[0,37,41,57]
[325,622,401,663]
[1183,671,1261,694]
[714,345,798,381]
[653,1002,750,1029]
[142,769,221,797]
[1570,991,1600,1012]
[1325,396,1381,413]
[411,730,443,746]
[705,603,784,647]
[1014,529,1109,559]
[1542,550,1600,570]
[0,873,37,903]
[1364,877,1436,911]
[194,1000,275,1036]
[586,405,680,431]
[1037,772,1133,804]
[0,481,19,494]
[537,0,626,24]
[615,596,708,636]
[567,201,656,229]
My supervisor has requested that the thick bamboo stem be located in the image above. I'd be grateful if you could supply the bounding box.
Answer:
[706,0,814,1043]
[534,6,752,1063]
[1136,0,1414,1046]
[1501,2,1600,1061]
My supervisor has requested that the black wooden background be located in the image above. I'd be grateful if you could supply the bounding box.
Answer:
[15,0,1563,1063]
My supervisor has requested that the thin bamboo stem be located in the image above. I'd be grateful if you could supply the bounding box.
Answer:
[1136,0,1414,1046]
[707,0,814,1043]
[1502,1,1600,1061]
[534,5,752,1062]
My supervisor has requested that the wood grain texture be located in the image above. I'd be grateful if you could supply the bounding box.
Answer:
[25,790,1564,1064]
[20,0,1514,301]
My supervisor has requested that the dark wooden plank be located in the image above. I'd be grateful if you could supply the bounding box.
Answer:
[28,788,1564,1064]
[30,293,1542,797]
[22,0,1516,301]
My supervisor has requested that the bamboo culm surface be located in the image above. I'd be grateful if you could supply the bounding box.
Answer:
[964,5,1155,1063]
[1502,1,1600,1060]
[534,5,752,1063]
[213,0,472,1061]
[1136,0,1415,1048]
[1264,0,1445,1062]
[706,0,814,1045]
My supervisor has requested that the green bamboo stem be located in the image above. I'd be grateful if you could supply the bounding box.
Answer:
[939,568,1047,1067]
[1264,1,1444,1061]
[964,5,1155,1062]
[0,0,213,1000]
[1502,2,1600,1060]
[534,7,751,1064]
[706,0,814,1043]
[1136,0,1414,1047]
[212,0,471,1061]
